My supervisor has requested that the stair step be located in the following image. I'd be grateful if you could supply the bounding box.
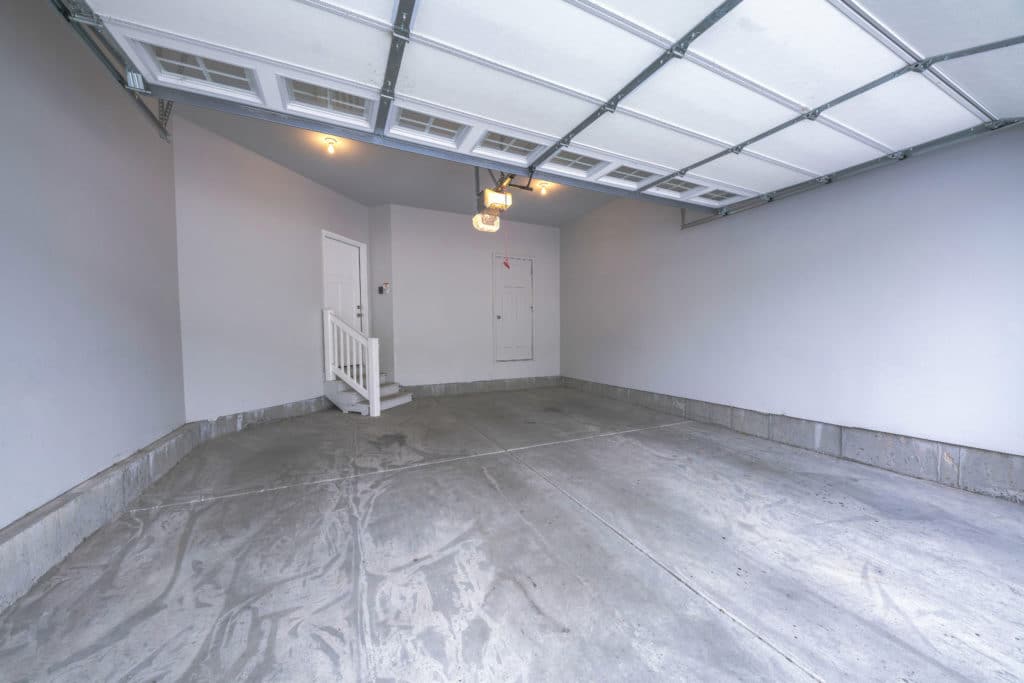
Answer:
[324,378,414,415]
[325,382,400,407]
[349,391,413,416]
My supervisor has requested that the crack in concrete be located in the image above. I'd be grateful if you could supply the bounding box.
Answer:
[130,419,690,513]
[129,450,507,512]
[510,453,826,683]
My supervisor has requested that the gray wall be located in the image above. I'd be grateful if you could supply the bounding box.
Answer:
[368,205,396,379]
[173,118,370,421]
[389,205,561,385]
[0,3,185,529]
[562,129,1024,456]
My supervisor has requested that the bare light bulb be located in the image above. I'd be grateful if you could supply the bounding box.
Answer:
[537,181,551,196]
[472,211,500,233]
[325,137,337,155]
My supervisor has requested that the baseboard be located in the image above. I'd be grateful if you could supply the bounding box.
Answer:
[405,375,562,397]
[0,395,330,614]
[561,376,1024,505]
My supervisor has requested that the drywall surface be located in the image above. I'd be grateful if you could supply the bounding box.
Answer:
[389,205,560,385]
[0,3,185,529]
[561,129,1024,456]
[173,118,369,421]
[368,205,396,379]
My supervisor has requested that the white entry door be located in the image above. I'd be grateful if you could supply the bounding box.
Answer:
[323,232,365,333]
[493,255,534,361]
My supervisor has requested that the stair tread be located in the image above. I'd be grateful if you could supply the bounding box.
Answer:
[354,391,412,407]
[330,382,400,395]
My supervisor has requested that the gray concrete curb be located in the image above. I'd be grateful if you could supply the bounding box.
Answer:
[0,396,330,614]
[405,376,562,397]
[561,376,1023,505]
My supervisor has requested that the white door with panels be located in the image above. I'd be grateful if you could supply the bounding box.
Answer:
[323,232,366,333]
[493,255,534,361]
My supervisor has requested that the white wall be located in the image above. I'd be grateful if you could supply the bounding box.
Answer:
[0,3,185,528]
[173,118,369,421]
[562,129,1024,456]
[388,205,560,385]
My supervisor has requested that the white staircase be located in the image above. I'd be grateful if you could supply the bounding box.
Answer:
[323,309,413,416]
[325,378,413,415]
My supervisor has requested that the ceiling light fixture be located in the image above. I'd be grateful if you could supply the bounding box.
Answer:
[536,181,552,196]
[470,167,541,233]
[472,210,501,233]
[483,187,512,211]
[324,137,337,155]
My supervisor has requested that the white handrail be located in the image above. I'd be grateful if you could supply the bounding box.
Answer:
[323,309,381,417]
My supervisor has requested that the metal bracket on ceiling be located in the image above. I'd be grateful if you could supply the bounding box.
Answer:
[375,0,417,133]
[679,206,708,230]
[48,0,170,141]
[68,11,101,27]
[474,166,483,212]
[158,99,174,128]
[516,170,537,193]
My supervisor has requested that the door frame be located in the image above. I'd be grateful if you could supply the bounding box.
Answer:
[322,230,370,334]
[492,253,535,362]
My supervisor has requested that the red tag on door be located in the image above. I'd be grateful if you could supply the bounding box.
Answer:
[503,256,510,269]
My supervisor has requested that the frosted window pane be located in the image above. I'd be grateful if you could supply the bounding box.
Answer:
[693,153,813,193]
[315,0,396,24]
[623,58,796,145]
[397,44,595,137]
[823,73,983,150]
[574,113,724,169]
[937,44,1024,118]
[412,0,661,100]
[91,0,391,87]
[746,120,884,175]
[852,0,1024,56]
[580,0,728,43]
[691,0,906,106]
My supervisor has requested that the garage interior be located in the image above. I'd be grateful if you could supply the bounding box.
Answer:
[1,0,1023,681]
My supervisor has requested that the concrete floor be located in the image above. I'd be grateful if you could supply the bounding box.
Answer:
[1,387,1023,682]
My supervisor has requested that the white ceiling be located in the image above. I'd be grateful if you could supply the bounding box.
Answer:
[176,104,616,226]
[87,0,1023,210]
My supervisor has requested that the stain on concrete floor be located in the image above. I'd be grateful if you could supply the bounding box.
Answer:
[1,387,1022,681]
